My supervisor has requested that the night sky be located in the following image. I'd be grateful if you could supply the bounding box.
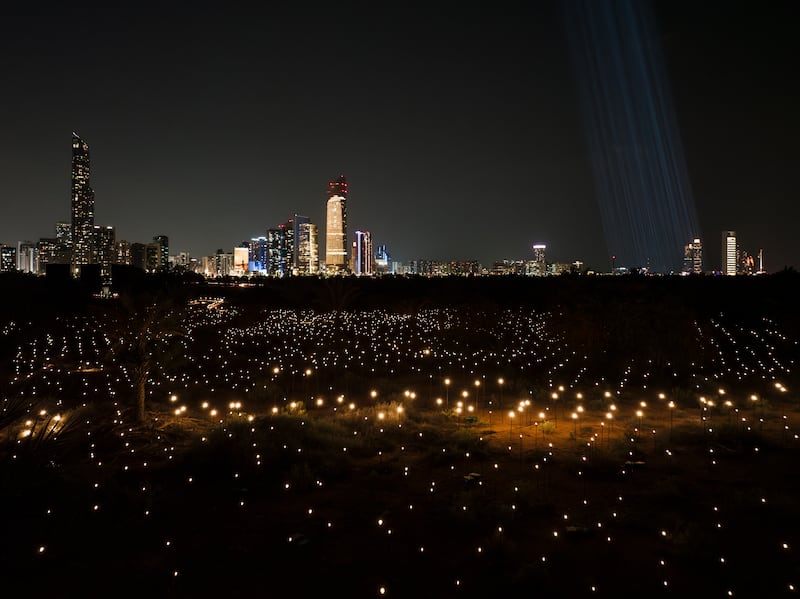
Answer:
[1,1,797,271]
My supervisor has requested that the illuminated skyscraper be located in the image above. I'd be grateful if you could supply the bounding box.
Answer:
[296,222,319,275]
[325,175,348,273]
[682,238,703,274]
[292,214,311,270]
[721,231,737,276]
[56,222,71,247]
[740,251,755,275]
[529,244,547,276]
[17,241,38,274]
[0,245,16,272]
[70,133,94,276]
[352,230,373,275]
[116,240,132,265]
[152,235,169,272]
[92,225,115,283]
[213,249,234,277]
[249,236,268,274]
[145,243,160,273]
[375,244,391,274]
[267,225,289,276]
[233,246,249,276]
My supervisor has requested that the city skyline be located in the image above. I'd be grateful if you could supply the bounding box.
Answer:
[0,132,783,277]
[0,3,797,270]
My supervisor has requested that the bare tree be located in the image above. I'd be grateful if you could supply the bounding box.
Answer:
[104,292,187,423]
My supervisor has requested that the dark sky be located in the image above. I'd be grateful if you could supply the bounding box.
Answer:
[1,1,797,270]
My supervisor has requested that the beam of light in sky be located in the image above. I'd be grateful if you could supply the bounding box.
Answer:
[563,0,700,273]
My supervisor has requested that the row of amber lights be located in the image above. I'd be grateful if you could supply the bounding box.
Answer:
[164,377,790,424]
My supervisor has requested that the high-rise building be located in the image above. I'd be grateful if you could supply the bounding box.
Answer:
[233,246,249,276]
[200,255,214,277]
[92,225,116,283]
[740,250,756,275]
[200,254,227,277]
[145,243,160,273]
[529,244,547,276]
[248,236,268,274]
[116,240,132,265]
[36,222,72,274]
[0,245,16,272]
[56,222,72,247]
[267,225,289,276]
[325,175,348,274]
[296,222,319,275]
[36,239,56,274]
[375,244,391,274]
[352,230,373,275]
[682,238,703,274]
[204,249,234,277]
[292,214,311,270]
[131,243,147,270]
[721,231,737,276]
[172,252,193,272]
[152,235,169,272]
[70,133,94,276]
[283,218,296,270]
[17,241,38,274]
[200,249,233,278]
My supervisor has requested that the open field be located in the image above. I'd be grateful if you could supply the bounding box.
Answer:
[1,273,799,597]
[2,393,798,598]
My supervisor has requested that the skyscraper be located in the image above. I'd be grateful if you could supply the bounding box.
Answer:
[296,222,319,275]
[145,243,161,273]
[116,240,132,266]
[0,245,16,272]
[721,231,737,276]
[152,235,169,272]
[17,241,38,274]
[530,244,547,276]
[682,238,703,274]
[248,236,268,274]
[325,175,348,274]
[92,225,115,283]
[70,133,94,276]
[212,249,234,277]
[56,222,72,247]
[352,230,373,275]
[233,246,249,276]
[267,225,289,276]
[292,214,311,270]
[131,243,147,270]
[375,244,391,274]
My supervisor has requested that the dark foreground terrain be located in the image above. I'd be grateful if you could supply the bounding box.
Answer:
[2,399,798,598]
[1,272,799,597]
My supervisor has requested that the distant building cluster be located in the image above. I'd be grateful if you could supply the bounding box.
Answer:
[195,174,395,279]
[677,232,764,277]
[2,134,170,287]
[404,260,482,276]
[716,230,764,276]
[0,135,771,282]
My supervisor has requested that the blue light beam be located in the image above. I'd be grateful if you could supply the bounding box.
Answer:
[563,0,700,273]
